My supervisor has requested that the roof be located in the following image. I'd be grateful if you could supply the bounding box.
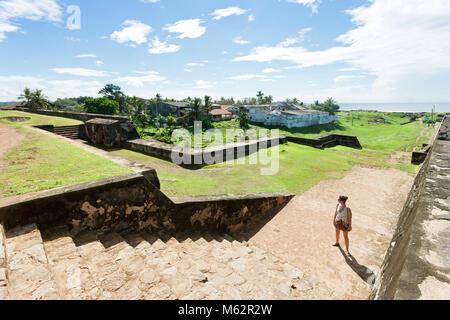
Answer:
[161,101,190,108]
[0,102,24,110]
[210,109,232,116]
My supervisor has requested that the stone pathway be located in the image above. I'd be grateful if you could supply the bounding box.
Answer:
[1,223,325,300]
[233,165,415,300]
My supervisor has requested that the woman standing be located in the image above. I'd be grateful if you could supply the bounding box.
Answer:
[333,196,352,256]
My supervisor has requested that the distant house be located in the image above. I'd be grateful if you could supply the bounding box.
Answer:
[148,101,191,117]
[209,107,233,122]
[0,102,25,110]
[242,102,338,129]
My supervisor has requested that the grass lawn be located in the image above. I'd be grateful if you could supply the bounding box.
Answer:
[110,111,432,197]
[0,110,82,126]
[0,124,132,198]
[250,111,432,152]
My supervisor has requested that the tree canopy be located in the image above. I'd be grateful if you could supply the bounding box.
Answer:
[84,97,119,115]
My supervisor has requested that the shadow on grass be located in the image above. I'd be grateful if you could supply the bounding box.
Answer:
[251,121,347,136]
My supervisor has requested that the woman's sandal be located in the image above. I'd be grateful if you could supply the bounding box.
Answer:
[332,243,340,247]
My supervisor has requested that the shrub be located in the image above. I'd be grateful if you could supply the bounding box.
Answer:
[84,97,119,115]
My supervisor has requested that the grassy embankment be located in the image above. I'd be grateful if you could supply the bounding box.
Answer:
[112,111,433,197]
[0,110,132,198]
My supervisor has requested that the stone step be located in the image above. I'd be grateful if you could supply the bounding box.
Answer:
[3,224,326,300]
[0,223,8,299]
[41,225,101,299]
[74,230,145,300]
[4,224,59,300]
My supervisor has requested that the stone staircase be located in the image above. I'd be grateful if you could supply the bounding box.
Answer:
[0,222,328,300]
[53,125,81,139]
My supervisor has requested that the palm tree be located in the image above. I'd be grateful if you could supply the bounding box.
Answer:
[256,91,264,105]
[17,88,32,106]
[29,89,50,110]
[204,95,212,112]
[189,98,203,122]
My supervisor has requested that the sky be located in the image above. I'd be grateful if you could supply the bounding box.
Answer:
[0,0,450,106]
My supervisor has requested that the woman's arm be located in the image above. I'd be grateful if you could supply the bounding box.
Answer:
[348,208,352,231]
[333,204,338,226]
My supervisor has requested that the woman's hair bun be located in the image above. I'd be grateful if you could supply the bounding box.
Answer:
[339,196,349,202]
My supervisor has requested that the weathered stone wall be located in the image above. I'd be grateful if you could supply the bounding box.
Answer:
[0,172,294,235]
[286,134,362,150]
[84,118,139,148]
[370,116,450,300]
[16,108,130,123]
[249,112,338,129]
[125,136,288,167]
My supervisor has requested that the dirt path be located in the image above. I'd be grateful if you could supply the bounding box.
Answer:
[0,123,26,169]
[233,165,414,300]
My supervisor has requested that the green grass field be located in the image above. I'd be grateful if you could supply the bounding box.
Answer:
[0,110,433,198]
[0,121,132,198]
[0,110,82,126]
[110,111,433,197]
[250,111,432,152]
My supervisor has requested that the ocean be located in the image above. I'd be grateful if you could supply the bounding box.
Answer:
[338,103,450,113]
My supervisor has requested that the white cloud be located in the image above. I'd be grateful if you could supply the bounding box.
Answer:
[210,7,247,20]
[50,68,115,77]
[262,68,280,73]
[278,37,299,47]
[194,80,216,89]
[286,0,322,13]
[185,62,205,67]
[164,19,206,39]
[236,0,450,94]
[110,20,152,45]
[0,0,63,42]
[140,0,160,3]
[0,75,45,99]
[95,60,104,65]
[148,38,180,54]
[334,75,360,83]
[113,71,165,88]
[339,68,359,72]
[74,54,97,59]
[228,74,266,81]
[233,37,250,45]
[248,14,255,22]
[46,80,103,99]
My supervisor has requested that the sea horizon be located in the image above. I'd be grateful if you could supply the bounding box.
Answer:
[338,102,450,113]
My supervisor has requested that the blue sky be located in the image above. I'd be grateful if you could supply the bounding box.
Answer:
[1,0,450,105]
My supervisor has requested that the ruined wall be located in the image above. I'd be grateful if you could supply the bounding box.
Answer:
[249,112,338,129]
[84,118,139,148]
[125,136,287,167]
[0,172,293,235]
[286,134,362,150]
[370,116,450,300]
[16,108,130,123]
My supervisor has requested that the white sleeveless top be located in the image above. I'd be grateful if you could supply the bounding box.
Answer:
[336,205,349,223]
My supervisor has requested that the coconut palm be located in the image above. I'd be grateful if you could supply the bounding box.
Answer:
[17,88,32,105]
[29,89,50,110]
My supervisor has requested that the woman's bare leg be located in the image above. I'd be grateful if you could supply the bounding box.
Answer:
[343,231,350,254]
[334,228,340,246]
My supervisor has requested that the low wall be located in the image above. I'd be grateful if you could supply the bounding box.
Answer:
[33,124,89,140]
[16,108,130,123]
[125,136,287,167]
[0,172,293,235]
[370,116,450,300]
[286,134,362,149]
[411,144,431,165]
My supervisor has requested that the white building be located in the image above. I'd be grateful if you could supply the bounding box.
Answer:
[243,102,338,128]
